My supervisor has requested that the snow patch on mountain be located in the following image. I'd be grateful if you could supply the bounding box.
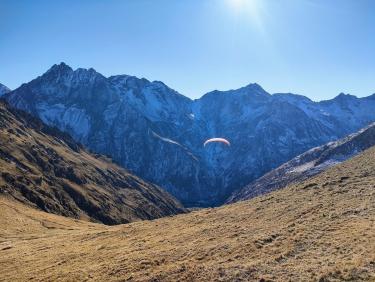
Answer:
[228,122,375,203]
[37,103,90,141]
[5,63,375,207]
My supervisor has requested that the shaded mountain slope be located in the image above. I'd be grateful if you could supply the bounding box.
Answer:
[0,100,184,225]
[1,145,375,281]
[5,63,375,206]
[227,122,375,203]
[0,83,10,96]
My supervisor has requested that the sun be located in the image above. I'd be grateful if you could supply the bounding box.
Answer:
[226,0,265,33]
[230,0,248,9]
[227,0,260,12]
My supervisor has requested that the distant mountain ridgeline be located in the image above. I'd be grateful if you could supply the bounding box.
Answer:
[0,83,11,96]
[4,63,375,206]
[227,122,375,203]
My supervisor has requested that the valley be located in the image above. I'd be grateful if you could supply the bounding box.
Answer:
[2,2,375,281]
[1,145,375,281]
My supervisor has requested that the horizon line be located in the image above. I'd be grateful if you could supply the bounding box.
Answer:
[3,61,375,102]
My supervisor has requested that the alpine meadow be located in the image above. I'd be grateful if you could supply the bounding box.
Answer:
[1,1,375,281]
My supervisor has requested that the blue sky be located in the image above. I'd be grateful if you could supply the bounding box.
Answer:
[1,0,374,100]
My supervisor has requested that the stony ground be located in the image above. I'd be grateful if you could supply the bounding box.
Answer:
[1,146,375,281]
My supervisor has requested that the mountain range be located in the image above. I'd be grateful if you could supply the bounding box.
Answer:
[1,63,375,281]
[227,122,375,203]
[4,63,375,206]
[0,100,184,224]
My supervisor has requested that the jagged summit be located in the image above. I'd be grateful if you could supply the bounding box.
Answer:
[242,82,268,93]
[46,62,73,74]
[200,82,270,101]
[37,63,366,103]
[273,92,313,103]
[0,83,10,96]
[108,74,139,82]
[44,63,105,81]
[333,92,357,100]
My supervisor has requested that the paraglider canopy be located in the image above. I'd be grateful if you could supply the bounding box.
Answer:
[203,138,231,147]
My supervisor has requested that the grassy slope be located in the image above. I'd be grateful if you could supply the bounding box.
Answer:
[0,101,184,224]
[227,122,375,204]
[1,146,375,281]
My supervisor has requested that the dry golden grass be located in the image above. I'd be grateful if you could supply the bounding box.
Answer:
[1,146,375,281]
[0,101,184,224]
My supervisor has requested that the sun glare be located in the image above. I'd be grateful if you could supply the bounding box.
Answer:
[228,0,259,12]
[230,0,245,9]
[226,0,265,33]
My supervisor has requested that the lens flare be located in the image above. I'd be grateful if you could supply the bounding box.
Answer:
[226,0,265,33]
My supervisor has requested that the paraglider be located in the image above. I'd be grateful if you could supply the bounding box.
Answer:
[203,138,231,147]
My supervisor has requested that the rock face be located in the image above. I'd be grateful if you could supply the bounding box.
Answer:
[0,100,184,224]
[227,122,375,203]
[0,83,10,96]
[5,63,375,206]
